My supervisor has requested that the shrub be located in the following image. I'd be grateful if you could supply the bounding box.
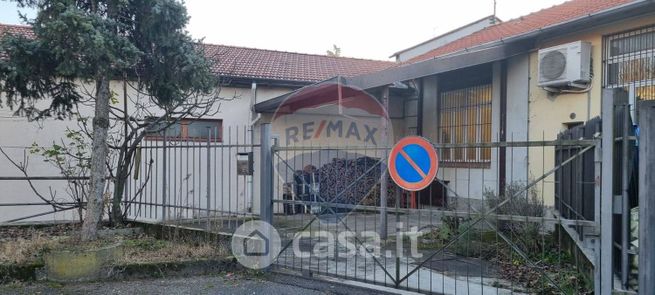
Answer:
[485,182,544,218]
[484,182,545,254]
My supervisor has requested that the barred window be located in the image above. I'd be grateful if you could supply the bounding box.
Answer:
[438,84,492,167]
[604,25,655,100]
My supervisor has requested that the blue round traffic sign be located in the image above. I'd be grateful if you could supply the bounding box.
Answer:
[388,136,439,191]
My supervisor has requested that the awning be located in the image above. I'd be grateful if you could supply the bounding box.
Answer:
[254,76,387,117]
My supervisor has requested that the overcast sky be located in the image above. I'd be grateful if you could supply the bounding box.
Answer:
[0,0,568,60]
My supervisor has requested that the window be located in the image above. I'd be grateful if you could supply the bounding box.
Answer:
[603,25,655,100]
[438,83,492,167]
[145,118,222,142]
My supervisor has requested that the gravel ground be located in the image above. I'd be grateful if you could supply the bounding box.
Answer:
[0,272,392,295]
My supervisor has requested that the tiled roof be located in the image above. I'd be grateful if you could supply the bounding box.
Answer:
[406,0,636,64]
[202,44,393,83]
[0,23,34,38]
[0,23,393,84]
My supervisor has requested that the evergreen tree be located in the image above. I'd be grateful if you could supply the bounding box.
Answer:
[0,0,217,240]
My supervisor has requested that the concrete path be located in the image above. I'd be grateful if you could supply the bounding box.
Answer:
[0,272,392,295]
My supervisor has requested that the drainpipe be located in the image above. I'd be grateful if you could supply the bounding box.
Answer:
[249,82,260,126]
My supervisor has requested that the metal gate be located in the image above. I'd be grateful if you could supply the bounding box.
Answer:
[267,129,600,294]
[124,125,260,233]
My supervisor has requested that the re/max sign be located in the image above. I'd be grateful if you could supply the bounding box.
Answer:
[284,119,378,145]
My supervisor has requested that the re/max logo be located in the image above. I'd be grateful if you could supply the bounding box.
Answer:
[285,120,378,146]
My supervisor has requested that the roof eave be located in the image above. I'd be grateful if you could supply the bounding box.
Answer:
[218,75,315,88]
[389,15,502,58]
[431,0,652,61]
[253,76,346,113]
[358,0,655,90]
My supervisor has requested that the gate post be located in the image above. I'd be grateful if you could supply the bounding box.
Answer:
[638,100,655,293]
[593,137,602,294]
[379,86,389,240]
[260,123,273,225]
[599,89,615,295]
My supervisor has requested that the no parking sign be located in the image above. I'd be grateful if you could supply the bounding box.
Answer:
[388,136,439,191]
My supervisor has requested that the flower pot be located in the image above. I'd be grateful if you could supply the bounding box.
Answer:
[44,242,122,282]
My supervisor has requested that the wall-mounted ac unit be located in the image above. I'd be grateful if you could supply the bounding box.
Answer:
[538,41,591,87]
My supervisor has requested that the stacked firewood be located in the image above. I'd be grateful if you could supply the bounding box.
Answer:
[317,157,395,206]
[287,156,397,209]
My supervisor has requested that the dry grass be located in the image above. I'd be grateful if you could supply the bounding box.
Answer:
[0,232,58,265]
[0,225,229,266]
[118,236,228,264]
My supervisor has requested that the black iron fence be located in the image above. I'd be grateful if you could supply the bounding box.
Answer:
[555,117,601,222]
[124,125,260,233]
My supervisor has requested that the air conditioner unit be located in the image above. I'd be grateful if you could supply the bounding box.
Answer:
[538,41,591,87]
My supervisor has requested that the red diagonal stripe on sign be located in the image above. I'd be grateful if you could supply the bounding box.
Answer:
[398,149,427,179]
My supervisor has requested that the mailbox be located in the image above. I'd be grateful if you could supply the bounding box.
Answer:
[237,152,253,175]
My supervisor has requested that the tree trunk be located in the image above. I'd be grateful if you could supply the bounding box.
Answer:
[111,78,129,225]
[81,77,111,241]
[111,159,128,224]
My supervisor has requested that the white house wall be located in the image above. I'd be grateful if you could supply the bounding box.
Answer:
[0,80,293,223]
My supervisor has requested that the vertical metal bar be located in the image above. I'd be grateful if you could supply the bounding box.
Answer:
[185,137,189,220]
[192,134,196,221]
[600,89,615,295]
[260,123,273,225]
[236,126,240,217]
[197,134,201,226]
[162,132,167,221]
[594,138,603,294]
[172,129,177,221]
[243,126,248,214]
[638,100,655,293]
[148,139,153,219]
[228,126,232,222]
[213,127,218,217]
[153,137,157,219]
[394,185,401,288]
[206,128,212,230]
[621,103,630,289]
[221,131,225,218]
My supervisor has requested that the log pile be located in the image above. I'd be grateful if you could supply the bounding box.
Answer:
[290,156,395,206]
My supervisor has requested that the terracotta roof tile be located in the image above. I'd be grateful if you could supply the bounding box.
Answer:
[202,44,393,82]
[406,0,636,64]
[0,23,393,83]
[0,24,34,38]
